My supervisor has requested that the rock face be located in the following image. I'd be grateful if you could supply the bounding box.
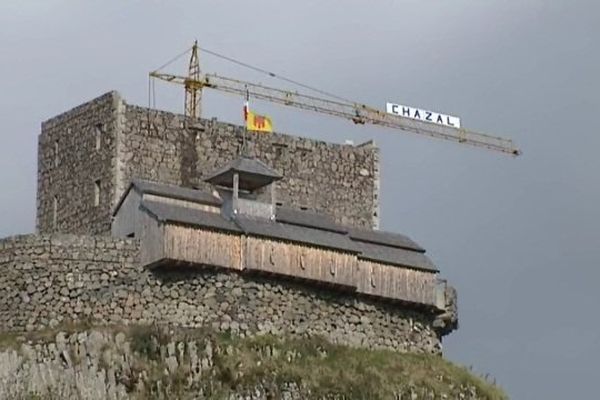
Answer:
[36,91,380,236]
[0,234,450,354]
[0,327,504,400]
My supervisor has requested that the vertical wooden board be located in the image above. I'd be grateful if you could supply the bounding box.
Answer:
[339,254,352,286]
[284,243,293,274]
[279,242,289,274]
[264,239,272,272]
[366,261,376,295]
[303,246,318,280]
[244,237,356,287]
[333,252,340,282]
[246,237,254,269]
[311,247,319,278]
[343,254,353,285]
[257,238,264,269]
[271,241,280,273]
[257,238,265,270]
[396,268,402,299]
[264,240,273,272]
[362,260,372,294]
[320,251,329,282]
[383,264,391,298]
[356,259,367,294]
[379,263,386,297]
[339,254,347,282]
[247,237,270,273]
[268,240,277,272]
[407,269,417,302]
[163,225,242,270]
[366,261,373,293]
[404,268,410,300]
[313,248,321,281]
[140,212,164,266]
[355,259,437,305]
[406,268,413,301]
[368,262,377,295]
[383,264,390,296]
[377,263,384,296]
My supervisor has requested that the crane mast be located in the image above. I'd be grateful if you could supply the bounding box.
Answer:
[150,43,520,156]
[184,41,202,119]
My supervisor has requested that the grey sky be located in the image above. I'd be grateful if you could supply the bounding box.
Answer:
[1,1,598,398]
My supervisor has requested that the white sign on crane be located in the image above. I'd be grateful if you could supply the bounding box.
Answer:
[386,102,461,129]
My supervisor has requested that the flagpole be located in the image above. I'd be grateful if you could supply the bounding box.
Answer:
[242,88,249,157]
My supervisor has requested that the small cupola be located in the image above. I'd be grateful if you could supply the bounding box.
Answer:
[203,156,282,220]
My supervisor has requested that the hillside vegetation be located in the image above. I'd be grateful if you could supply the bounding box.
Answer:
[0,324,506,400]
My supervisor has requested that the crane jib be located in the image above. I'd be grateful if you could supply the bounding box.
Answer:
[149,51,521,156]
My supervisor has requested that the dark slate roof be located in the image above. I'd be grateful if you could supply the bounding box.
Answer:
[234,216,359,253]
[140,200,240,233]
[137,191,436,271]
[352,240,437,272]
[133,179,222,205]
[349,228,425,253]
[114,179,222,216]
[275,207,347,234]
[203,157,282,191]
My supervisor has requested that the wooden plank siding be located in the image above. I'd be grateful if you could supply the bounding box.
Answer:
[139,220,438,307]
[139,211,165,266]
[162,224,242,270]
[356,259,437,305]
[244,236,356,288]
[112,188,142,238]
[357,259,437,306]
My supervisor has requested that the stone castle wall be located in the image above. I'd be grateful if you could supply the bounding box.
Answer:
[37,92,121,235]
[0,234,441,354]
[37,92,380,236]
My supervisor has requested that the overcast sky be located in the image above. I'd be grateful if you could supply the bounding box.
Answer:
[1,1,598,398]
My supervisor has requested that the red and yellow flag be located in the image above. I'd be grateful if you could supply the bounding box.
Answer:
[244,101,273,133]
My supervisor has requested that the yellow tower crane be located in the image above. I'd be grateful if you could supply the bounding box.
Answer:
[183,40,202,119]
[150,42,520,156]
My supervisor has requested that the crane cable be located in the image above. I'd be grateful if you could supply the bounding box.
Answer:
[151,43,356,106]
[152,45,195,73]
[149,45,194,112]
[198,45,355,105]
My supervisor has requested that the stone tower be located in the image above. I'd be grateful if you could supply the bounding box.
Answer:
[36,92,380,236]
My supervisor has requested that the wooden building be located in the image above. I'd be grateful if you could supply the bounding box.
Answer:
[112,156,446,311]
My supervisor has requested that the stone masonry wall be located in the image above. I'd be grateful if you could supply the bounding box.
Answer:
[119,105,379,229]
[0,234,441,354]
[37,92,120,235]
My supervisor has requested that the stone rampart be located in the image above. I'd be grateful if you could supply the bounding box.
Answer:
[0,234,441,354]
